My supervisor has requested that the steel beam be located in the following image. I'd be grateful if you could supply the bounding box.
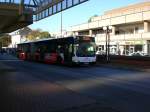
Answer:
[35,0,88,21]
[35,0,63,14]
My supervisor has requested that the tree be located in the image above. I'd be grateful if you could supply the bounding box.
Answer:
[88,14,98,23]
[39,31,51,39]
[0,34,11,47]
[26,30,41,40]
[26,30,51,41]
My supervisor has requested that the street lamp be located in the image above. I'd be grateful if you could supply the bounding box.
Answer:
[61,11,63,38]
[103,26,112,62]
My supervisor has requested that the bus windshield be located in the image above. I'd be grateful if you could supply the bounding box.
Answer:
[76,42,96,57]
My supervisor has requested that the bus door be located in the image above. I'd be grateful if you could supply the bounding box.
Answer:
[129,46,134,54]
[63,44,73,63]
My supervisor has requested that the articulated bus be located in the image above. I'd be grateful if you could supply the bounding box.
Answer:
[17,36,96,65]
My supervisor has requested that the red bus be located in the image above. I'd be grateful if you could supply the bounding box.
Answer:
[17,36,96,65]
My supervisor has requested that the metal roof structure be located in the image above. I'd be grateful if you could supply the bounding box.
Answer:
[0,0,89,21]
[0,2,33,33]
[0,0,88,33]
[33,0,88,21]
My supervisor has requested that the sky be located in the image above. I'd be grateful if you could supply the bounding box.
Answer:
[29,0,144,33]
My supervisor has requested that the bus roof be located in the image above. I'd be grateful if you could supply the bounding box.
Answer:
[17,35,94,45]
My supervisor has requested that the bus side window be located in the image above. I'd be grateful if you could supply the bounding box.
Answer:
[57,46,63,53]
[69,44,73,53]
[36,48,40,53]
[74,45,78,56]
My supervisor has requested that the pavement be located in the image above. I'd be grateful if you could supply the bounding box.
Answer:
[96,61,150,72]
[1,54,150,112]
[0,54,119,112]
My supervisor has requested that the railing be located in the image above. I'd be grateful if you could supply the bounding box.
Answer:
[71,9,150,31]
[0,0,34,15]
[96,33,150,41]
[0,0,15,4]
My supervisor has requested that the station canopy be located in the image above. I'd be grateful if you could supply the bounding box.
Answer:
[0,0,88,21]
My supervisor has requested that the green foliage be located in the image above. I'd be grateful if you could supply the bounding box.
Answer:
[88,14,98,23]
[26,30,41,40]
[39,31,51,39]
[0,34,11,47]
[26,30,51,41]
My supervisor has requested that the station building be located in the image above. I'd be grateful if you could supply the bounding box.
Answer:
[9,27,32,48]
[69,2,150,56]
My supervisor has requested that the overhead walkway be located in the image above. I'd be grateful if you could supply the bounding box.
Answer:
[0,0,88,33]
[0,2,33,33]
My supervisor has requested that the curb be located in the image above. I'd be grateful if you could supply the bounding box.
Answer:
[96,63,150,72]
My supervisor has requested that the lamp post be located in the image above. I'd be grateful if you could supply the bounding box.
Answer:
[103,26,112,62]
[61,11,63,38]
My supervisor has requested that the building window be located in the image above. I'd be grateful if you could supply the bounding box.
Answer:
[135,45,143,52]
[115,31,119,35]
[135,27,139,33]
